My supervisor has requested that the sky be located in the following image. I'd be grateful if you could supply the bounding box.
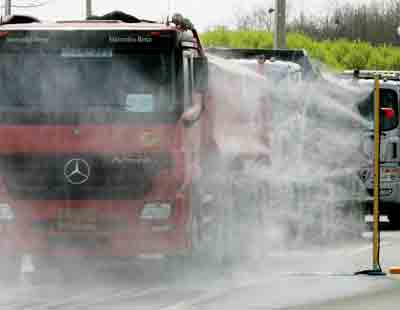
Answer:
[2,0,374,31]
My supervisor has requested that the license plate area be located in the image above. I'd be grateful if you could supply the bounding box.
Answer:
[47,233,109,249]
[57,207,97,232]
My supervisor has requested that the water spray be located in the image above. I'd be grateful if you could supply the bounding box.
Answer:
[205,48,372,265]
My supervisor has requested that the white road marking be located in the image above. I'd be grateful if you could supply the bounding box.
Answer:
[161,278,280,310]
[1,285,167,310]
[66,286,167,310]
[0,285,58,310]
[3,286,164,310]
[161,289,228,310]
[19,286,122,310]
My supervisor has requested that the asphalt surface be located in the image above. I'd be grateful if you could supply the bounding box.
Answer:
[1,225,400,310]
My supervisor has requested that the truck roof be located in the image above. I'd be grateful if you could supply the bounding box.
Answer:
[0,12,178,31]
[0,12,201,52]
[0,21,174,31]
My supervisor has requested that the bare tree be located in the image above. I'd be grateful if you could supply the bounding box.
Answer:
[235,0,400,45]
[235,1,274,31]
[290,0,400,45]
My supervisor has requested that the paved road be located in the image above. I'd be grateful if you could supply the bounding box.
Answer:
[1,229,399,310]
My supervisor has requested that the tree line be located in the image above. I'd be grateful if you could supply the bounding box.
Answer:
[202,29,400,70]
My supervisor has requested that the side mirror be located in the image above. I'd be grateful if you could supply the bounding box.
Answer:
[181,101,204,127]
[193,57,208,93]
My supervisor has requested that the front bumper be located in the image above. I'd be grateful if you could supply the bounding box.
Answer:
[10,194,190,258]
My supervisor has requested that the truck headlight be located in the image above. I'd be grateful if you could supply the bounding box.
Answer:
[141,202,172,220]
[0,203,14,221]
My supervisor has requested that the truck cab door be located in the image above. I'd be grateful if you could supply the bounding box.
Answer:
[182,52,202,181]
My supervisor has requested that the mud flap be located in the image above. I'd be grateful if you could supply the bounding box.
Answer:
[0,255,20,284]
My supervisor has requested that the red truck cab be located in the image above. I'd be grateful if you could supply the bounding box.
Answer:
[0,12,215,278]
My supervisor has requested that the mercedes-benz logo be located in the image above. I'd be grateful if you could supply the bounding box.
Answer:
[64,158,90,185]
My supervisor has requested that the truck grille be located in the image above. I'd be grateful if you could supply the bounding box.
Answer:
[0,153,172,200]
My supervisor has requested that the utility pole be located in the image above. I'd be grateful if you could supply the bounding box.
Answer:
[4,0,12,16]
[86,0,92,18]
[274,0,287,49]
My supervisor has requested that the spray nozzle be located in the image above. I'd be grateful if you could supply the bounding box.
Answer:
[171,13,194,30]
[257,55,267,64]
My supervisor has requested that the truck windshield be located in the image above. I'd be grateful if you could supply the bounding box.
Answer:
[0,51,174,113]
[358,88,399,131]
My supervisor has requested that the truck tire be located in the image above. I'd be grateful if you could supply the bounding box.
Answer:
[164,188,212,276]
[163,204,233,279]
[190,177,235,268]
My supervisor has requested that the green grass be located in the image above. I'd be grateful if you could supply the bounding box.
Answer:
[201,29,400,71]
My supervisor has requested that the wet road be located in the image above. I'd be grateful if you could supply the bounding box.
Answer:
[1,228,400,310]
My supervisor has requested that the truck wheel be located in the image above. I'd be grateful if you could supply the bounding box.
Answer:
[191,212,229,267]
[190,184,235,268]
[207,205,235,267]
[163,206,232,279]
[162,213,205,279]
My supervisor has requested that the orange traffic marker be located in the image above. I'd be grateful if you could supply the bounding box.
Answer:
[389,266,400,275]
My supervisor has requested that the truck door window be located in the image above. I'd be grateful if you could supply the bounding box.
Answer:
[0,51,174,113]
[183,53,194,109]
